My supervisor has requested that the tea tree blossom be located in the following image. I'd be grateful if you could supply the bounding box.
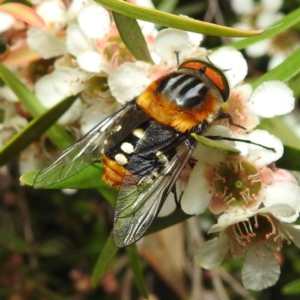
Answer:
[1,0,300,293]
[230,0,299,69]
[195,200,300,290]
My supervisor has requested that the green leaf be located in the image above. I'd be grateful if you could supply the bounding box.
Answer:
[113,12,153,64]
[228,7,300,50]
[259,117,300,150]
[191,133,240,153]
[126,245,148,299]
[0,94,78,166]
[0,62,73,149]
[288,74,300,99]
[91,236,119,287]
[252,47,300,89]
[20,163,108,189]
[276,146,300,171]
[95,0,262,37]
[282,279,300,295]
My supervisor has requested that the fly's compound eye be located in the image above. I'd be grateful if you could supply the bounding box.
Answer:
[178,59,230,102]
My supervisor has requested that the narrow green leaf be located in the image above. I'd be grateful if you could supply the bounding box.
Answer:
[91,236,119,287]
[228,7,300,50]
[276,146,300,171]
[95,0,262,37]
[112,12,153,63]
[20,163,107,189]
[288,74,300,99]
[259,117,300,149]
[0,62,73,149]
[126,245,148,298]
[282,279,300,295]
[191,133,240,153]
[0,94,78,166]
[252,47,300,89]
[0,228,31,253]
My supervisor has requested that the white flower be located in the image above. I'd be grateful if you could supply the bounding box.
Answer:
[134,0,156,35]
[0,102,27,147]
[261,182,300,221]
[0,86,18,102]
[35,0,66,32]
[230,0,291,70]
[66,24,107,73]
[247,81,295,118]
[153,28,205,65]
[153,29,193,65]
[77,3,111,39]
[209,47,248,88]
[231,0,254,15]
[226,80,294,132]
[108,62,151,104]
[26,27,67,59]
[195,202,300,290]
[34,67,89,125]
[233,129,284,167]
[181,126,232,215]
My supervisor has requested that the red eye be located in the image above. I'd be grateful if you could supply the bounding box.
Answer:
[178,60,230,101]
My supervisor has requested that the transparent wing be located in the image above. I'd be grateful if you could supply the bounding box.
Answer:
[34,102,148,188]
[113,125,196,247]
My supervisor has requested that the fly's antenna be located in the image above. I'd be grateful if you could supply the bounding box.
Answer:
[213,113,276,152]
[206,135,276,152]
[174,51,180,67]
[217,113,247,131]
[206,55,213,65]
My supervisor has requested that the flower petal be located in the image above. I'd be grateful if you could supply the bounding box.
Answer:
[77,3,111,39]
[280,224,300,248]
[209,47,247,87]
[77,51,105,73]
[26,27,67,59]
[262,182,300,219]
[234,129,283,167]
[66,0,88,23]
[209,207,254,233]
[35,0,66,31]
[256,12,284,30]
[35,68,88,108]
[261,0,283,12]
[242,247,280,291]
[154,28,191,64]
[245,39,270,57]
[66,24,94,57]
[157,192,177,217]
[0,86,18,102]
[194,235,229,269]
[259,203,297,222]
[181,160,211,215]
[108,62,151,104]
[230,0,254,15]
[248,81,295,117]
[268,53,287,70]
